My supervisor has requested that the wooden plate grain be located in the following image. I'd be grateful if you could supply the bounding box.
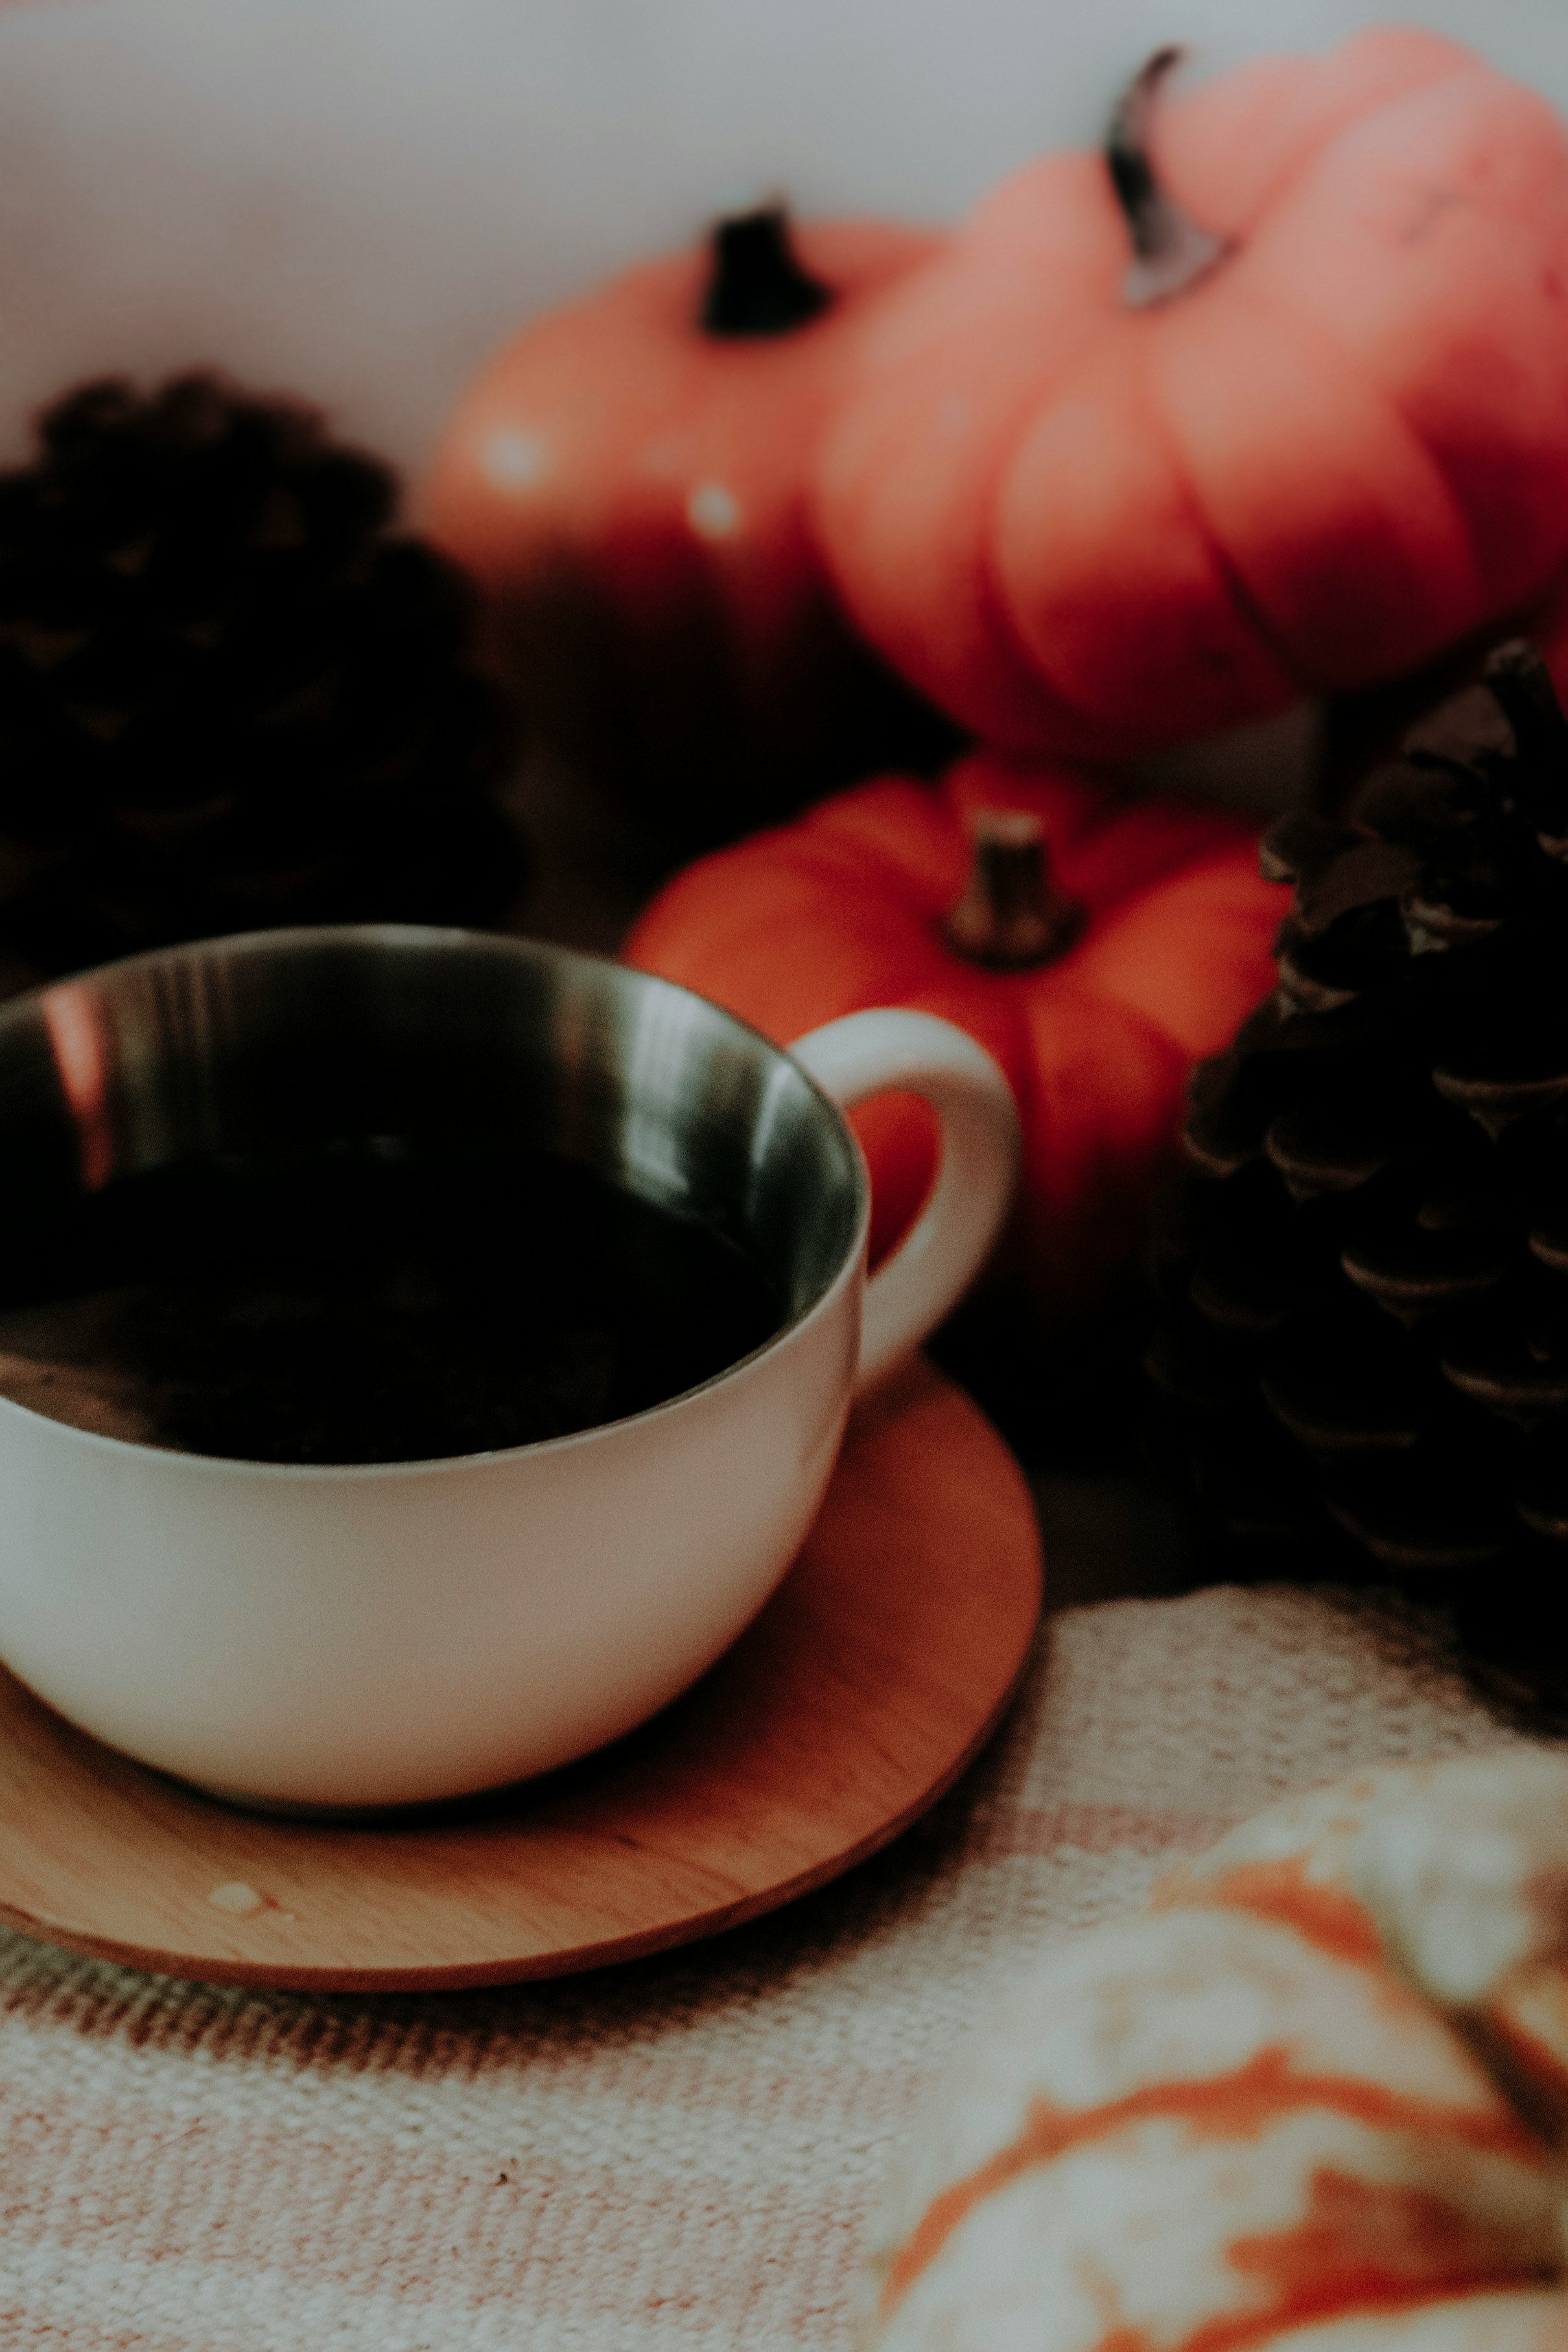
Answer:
[0,1356,1041,1990]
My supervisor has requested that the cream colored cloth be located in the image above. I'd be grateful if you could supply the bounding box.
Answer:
[0,1585,1534,2349]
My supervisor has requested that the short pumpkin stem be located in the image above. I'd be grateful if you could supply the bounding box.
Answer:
[944,809,1084,970]
[1106,48,1228,309]
[699,206,834,337]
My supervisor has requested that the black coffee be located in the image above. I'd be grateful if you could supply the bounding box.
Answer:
[0,1143,783,1463]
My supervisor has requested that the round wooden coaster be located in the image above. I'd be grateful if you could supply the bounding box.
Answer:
[0,1357,1041,1990]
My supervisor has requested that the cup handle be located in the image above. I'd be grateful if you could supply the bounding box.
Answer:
[789,1009,1020,1395]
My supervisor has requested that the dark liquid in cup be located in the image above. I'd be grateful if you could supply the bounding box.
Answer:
[0,1144,784,1463]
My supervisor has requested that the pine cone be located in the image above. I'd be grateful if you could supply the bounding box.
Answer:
[1149,640,1568,1694]
[0,373,524,980]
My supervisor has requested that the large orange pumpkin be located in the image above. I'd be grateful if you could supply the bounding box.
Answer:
[858,1748,1568,2351]
[624,751,1281,1312]
[424,207,948,843]
[813,30,1568,762]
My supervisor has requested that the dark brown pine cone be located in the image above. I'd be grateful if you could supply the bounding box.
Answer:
[0,373,524,981]
[1148,639,1568,1699]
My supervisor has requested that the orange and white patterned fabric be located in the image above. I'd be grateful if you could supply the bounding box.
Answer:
[860,1749,1568,2352]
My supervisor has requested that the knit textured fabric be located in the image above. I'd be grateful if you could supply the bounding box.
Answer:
[0,1583,1536,2349]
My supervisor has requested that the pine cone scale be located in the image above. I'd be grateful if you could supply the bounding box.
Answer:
[1153,639,1568,1691]
[0,373,524,974]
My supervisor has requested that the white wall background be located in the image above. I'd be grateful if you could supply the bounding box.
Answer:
[0,0,1561,486]
[0,0,1565,487]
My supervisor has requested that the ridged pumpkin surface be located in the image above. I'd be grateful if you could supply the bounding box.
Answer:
[815,30,1568,760]
[427,218,932,655]
[623,752,1280,1311]
[423,217,941,838]
[860,1750,1568,2352]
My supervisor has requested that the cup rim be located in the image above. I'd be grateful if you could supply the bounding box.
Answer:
[0,924,872,1480]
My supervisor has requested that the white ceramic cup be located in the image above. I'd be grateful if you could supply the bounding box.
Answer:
[0,926,1018,1809]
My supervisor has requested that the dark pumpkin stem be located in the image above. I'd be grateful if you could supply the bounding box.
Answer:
[944,809,1084,970]
[1106,47,1228,309]
[699,206,834,337]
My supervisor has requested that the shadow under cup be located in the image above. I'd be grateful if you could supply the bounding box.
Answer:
[0,928,871,1809]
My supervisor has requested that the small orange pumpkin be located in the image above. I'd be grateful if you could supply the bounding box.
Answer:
[813,30,1568,762]
[425,207,947,842]
[624,751,1280,1313]
[860,1750,1568,2352]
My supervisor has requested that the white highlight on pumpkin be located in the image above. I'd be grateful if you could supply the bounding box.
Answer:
[482,428,550,491]
[207,1881,264,1915]
[687,480,743,541]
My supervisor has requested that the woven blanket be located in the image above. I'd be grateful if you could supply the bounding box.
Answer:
[0,1582,1536,2351]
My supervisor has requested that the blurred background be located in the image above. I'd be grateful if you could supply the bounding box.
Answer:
[0,0,1564,484]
